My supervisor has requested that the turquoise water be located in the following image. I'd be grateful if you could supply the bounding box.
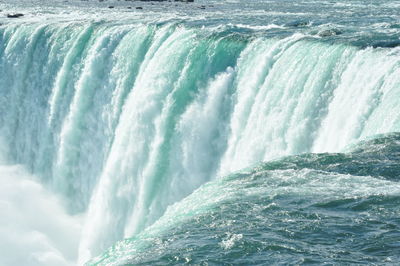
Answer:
[0,0,399,265]
[91,134,400,265]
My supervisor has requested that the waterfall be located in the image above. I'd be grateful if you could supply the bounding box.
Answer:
[0,21,399,263]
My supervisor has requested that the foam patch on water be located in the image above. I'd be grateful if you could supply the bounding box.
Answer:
[0,164,83,266]
[219,233,243,250]
[229,23,285,31]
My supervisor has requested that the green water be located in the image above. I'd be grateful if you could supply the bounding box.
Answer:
[0,0,399,265]
[91,134,400,265]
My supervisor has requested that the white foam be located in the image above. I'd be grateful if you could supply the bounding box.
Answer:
[229,23,285,31]
[219,233,243,250]
[0,164,83,266]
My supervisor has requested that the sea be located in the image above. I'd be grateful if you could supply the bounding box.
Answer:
[0,0,399,265]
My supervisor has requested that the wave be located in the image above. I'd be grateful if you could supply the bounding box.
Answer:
[89,133,400,265]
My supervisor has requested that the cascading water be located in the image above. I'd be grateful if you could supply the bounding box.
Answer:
[1,0,400,265]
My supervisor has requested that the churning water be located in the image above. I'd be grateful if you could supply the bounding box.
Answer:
[0,0,399,265]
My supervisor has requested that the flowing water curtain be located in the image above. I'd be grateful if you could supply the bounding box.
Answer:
[1,21,400,264]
